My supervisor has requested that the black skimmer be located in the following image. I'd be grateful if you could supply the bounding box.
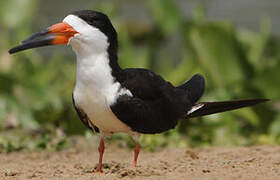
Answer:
[9,10,268,173]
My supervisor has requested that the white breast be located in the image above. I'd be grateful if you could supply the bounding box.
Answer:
[73,53,132,133]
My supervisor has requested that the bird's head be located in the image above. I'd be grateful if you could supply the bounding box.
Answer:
[9,10,118,57]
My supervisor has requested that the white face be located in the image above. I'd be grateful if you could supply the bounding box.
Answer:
[63,15,109,56]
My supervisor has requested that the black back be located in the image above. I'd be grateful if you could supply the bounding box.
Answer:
[110,70,204,134]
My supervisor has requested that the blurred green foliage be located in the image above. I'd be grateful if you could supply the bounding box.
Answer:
[0,0,279,152]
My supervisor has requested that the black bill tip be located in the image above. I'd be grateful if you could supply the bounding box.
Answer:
[254,98,270,103]
[9,45,28,54]
[9,29,54,54]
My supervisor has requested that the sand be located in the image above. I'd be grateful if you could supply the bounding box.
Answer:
[1,145,280,180]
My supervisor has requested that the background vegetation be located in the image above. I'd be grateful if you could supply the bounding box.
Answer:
[0,0,279,152]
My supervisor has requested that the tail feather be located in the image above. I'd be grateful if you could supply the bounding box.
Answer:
[185,98,269,119]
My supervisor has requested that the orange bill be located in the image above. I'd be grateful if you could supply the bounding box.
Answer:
[9,22,78,54]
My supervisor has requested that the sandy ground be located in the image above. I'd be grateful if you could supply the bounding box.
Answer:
[1,145,280,180]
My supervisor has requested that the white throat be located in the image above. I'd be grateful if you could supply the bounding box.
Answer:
[63,14,132,106]
[63,15,109,57]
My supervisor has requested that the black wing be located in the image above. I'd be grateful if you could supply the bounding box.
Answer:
[111,68,195,134]
[185,99,269,118]
[177,74,205,104]
[72,94,99,133]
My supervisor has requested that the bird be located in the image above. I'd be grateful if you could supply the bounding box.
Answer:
[9,10,268,173]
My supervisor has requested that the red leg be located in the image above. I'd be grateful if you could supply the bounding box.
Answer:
[96,137,104,173]
[133,141,140,167]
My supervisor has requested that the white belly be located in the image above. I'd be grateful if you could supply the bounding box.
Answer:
[73,83,132,133]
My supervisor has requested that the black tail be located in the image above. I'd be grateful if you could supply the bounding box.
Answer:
[185,98,269,119]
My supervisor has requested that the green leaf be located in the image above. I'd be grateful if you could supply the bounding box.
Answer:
[1,0,39,28]
[146,0,182,34]
[269,114,280,137]
[189,23,247,88]
[254,62,280,99]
